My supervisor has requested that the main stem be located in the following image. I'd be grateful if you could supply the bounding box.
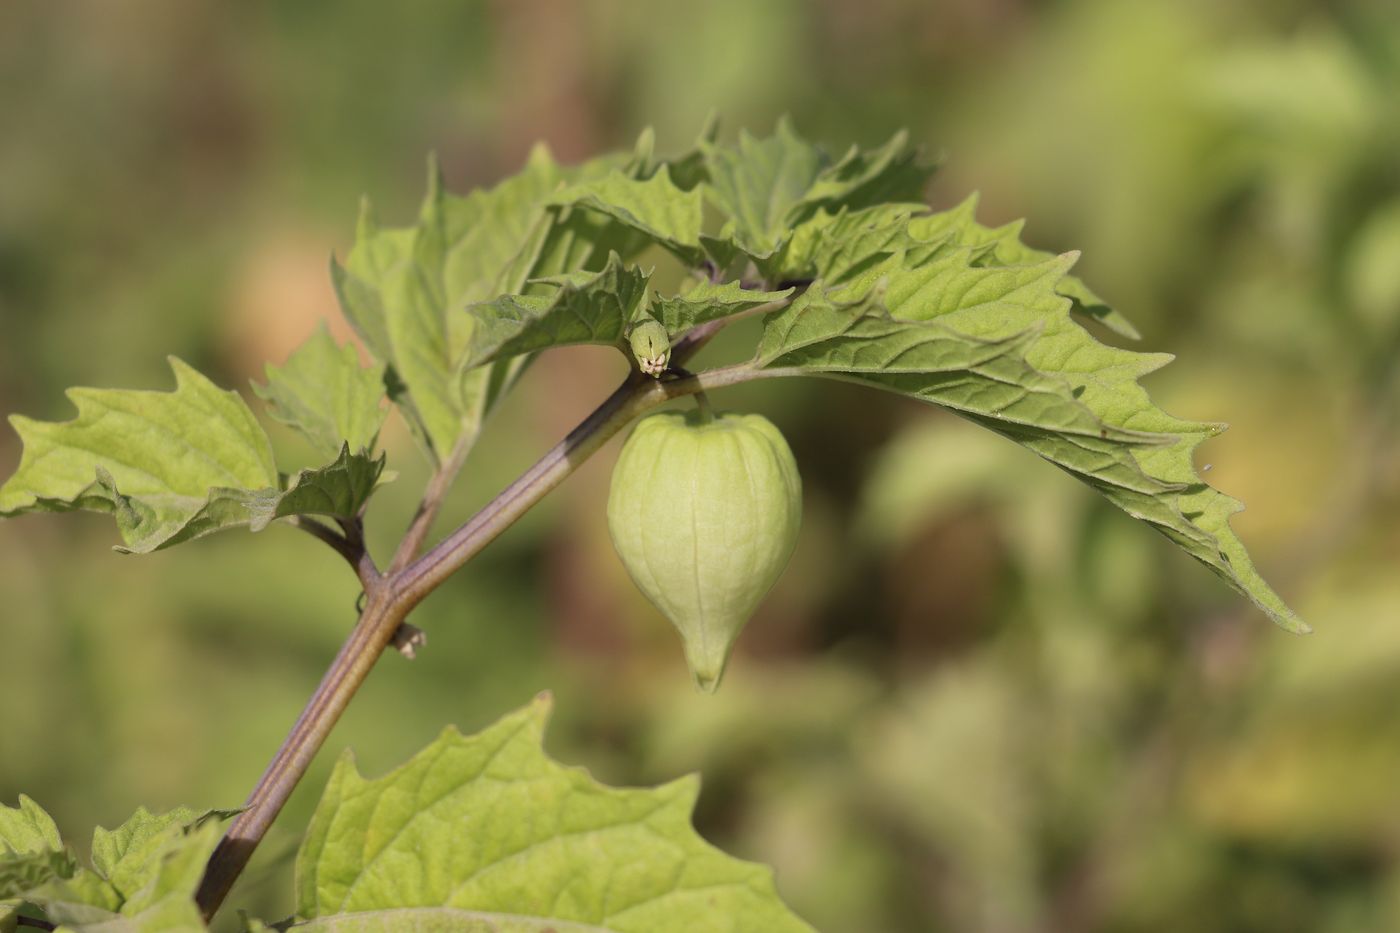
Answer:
[194,356,765,920]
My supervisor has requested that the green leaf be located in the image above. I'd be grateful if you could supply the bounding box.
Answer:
[0,360,383,552]
[650,280,793,337]
[453,254,650,373]
[89,807,227,900]
[295,696,813,933]
[769,196,1140,339]
[701,118,827,258]
[331,148,573,462]
[0,798,74,903]
[548,166,706,266]
[34,820,222,931]
[702,118,932,259]
[912,194,1141,339]
[102,820,221,931]
[0,852,74,904]
[797,128,935,218]
[755,250,1303,633]
[0,358,274,544]
[0,801,225,931]
[0,798,62,858]
[255,325,387,459]
[331,141,684,464]
[765,202,939,286]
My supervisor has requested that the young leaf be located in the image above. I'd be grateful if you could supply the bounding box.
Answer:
[701,118,829,257]
[765,202,939,285]
[90,806,233,901]
[0,360,383,552]
[0,797,73,902]
[294,695,813,933]
[547,166,706,266]
[755,249,1304,633]
[1,800,227,931]
[702,118,932,258]
[650,280,793,336]
[331,149,572,462]
[453,254,649,375]
[0,798,62,858]
[332,140,675,465]
[272,445,385,524]
[797,128,935,219]
[255,325,387,459]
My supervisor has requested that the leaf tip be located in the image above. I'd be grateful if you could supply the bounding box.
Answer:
[527,690,555,720]
[356,195,378,239]
[423,151,445,206]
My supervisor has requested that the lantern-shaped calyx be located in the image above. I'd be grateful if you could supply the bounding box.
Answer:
[607,409,802,692]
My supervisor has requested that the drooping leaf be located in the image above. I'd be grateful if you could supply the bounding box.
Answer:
[255,325,387,459]
[754,249,1303,633]
[0,360,384,552]
[294,696,813,933]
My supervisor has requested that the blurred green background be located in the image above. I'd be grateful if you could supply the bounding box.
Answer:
[3,1,1400,930]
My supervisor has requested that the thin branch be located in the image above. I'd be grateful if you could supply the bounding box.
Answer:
[16,918,57,931]
[289,517,361,571]
[196,308,789,922]
[196,583,401,918]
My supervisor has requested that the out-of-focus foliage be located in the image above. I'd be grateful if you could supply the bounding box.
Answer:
[1,797,228,931]
[1,1,1398,931]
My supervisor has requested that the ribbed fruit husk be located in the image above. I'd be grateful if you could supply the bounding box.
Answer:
[607,409,802,692]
